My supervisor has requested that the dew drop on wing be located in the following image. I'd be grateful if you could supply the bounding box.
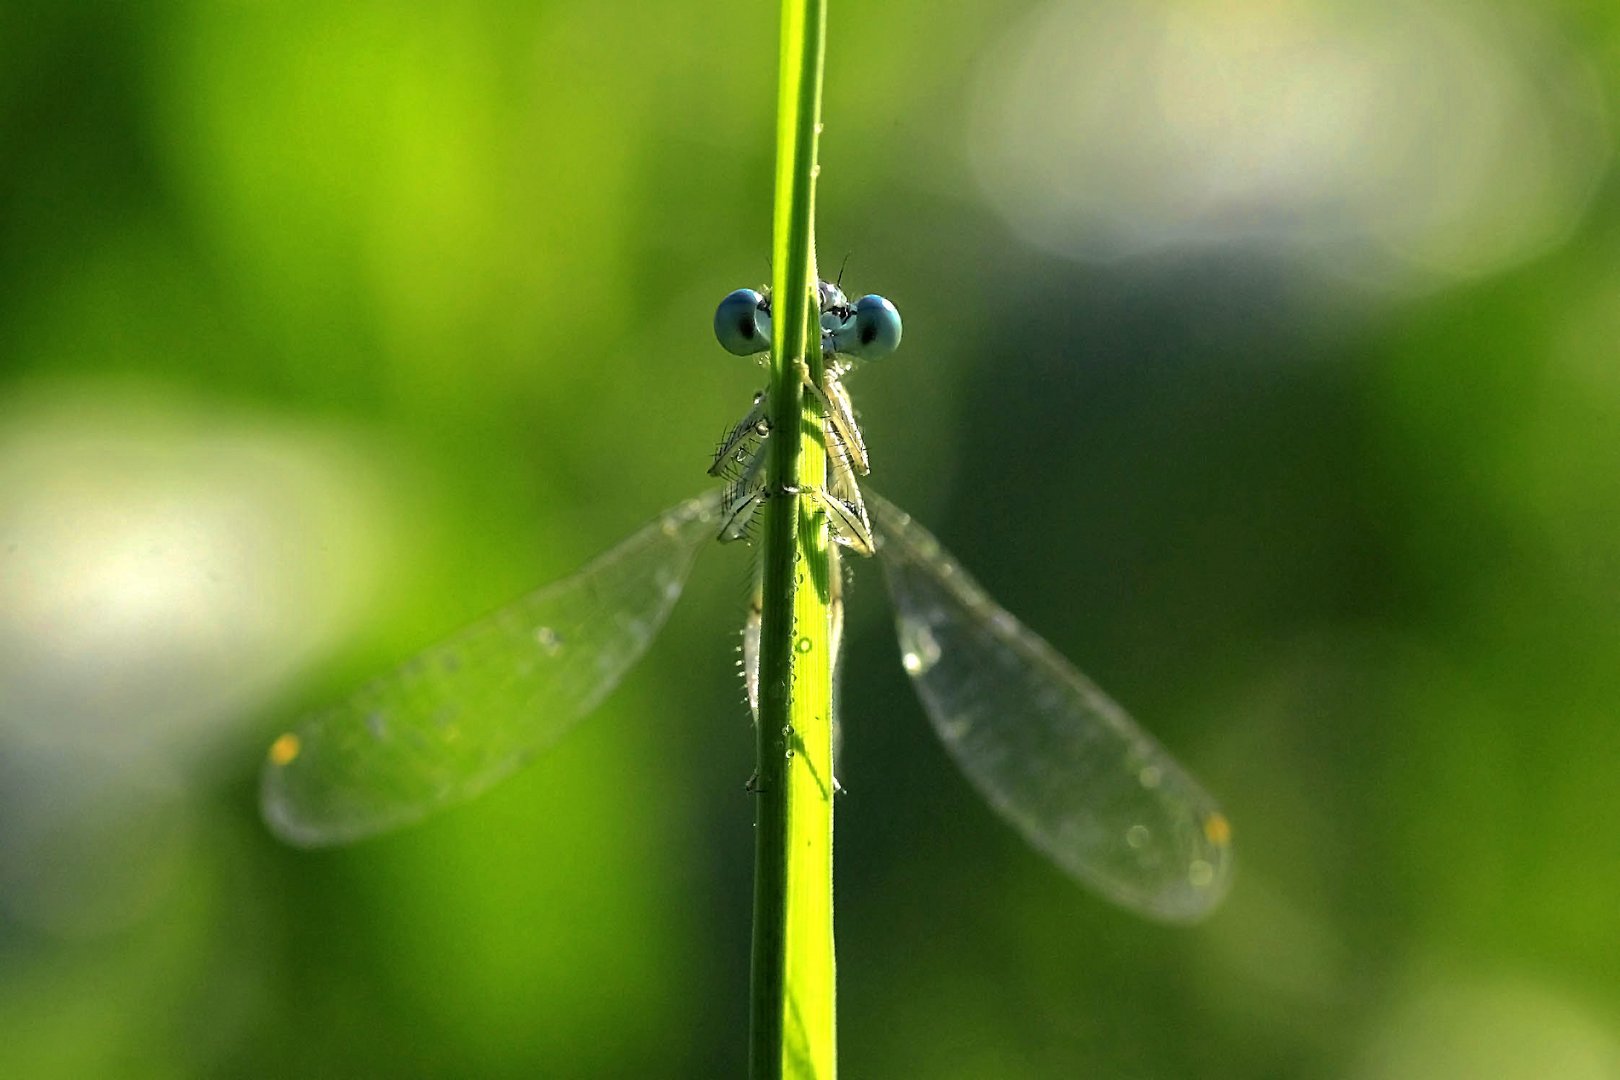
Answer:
[535,626,564,656]
[897,618,941,675]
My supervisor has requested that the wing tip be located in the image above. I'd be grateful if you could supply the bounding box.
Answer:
[259,756,356,850]
[1140,836,1237,925]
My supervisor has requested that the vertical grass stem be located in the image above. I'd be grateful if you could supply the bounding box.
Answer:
[749,0,835,1076]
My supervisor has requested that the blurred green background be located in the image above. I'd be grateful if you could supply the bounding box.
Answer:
[3,1,1619,1076]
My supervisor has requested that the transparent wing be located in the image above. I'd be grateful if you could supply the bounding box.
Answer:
[867,492,1233,922]
[262,491,724,847]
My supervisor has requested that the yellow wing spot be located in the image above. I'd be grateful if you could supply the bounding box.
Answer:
[268,732,301,767]
[1203,812,1232,847]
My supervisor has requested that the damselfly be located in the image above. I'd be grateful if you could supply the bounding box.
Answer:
[262,283,1233,923]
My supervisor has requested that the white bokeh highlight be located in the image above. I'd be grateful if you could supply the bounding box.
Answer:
[968,0,1610,286]
[0,389,392,935]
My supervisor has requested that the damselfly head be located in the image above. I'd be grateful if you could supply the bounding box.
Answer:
[719,281,900,364]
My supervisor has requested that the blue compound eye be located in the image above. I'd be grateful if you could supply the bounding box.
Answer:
[715,289,771,356]
[832,294,902,360]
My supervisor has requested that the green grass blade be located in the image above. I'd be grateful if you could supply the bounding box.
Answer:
[750,0,835,1076]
